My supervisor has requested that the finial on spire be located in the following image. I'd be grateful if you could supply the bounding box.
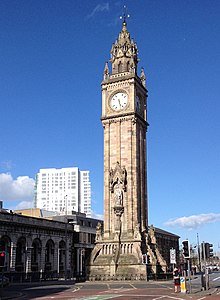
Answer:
[110,6,138,75]
[140,67,146,87]
[104,62,110,80]
[120,5,130,25]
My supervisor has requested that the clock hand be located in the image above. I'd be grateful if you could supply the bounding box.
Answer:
[118,98,121,108]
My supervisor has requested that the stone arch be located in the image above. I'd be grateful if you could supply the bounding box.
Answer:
[15,236,26,272]
[31,238,42,272]
[45,239,55,273]
[0,235,11,271]
[58,240,65,275]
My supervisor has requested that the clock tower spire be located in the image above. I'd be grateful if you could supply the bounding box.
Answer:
[88,18,150,280]
[110,18,138,75]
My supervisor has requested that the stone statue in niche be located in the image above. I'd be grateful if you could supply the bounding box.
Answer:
[134,223,141,240]
[114,184,123,206]
[149,225,156,245]
[109,162,127,193]
[95,222,102,242]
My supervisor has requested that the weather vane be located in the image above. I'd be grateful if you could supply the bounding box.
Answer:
[120,5,130,22]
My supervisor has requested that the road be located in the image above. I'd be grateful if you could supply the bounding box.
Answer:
[1,273,219,300]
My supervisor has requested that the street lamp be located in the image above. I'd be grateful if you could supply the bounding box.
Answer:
[64,195,67,280]
[197,233,201,272]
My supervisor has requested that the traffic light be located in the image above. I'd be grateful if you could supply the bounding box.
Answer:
[201,242,205,260]
[182,240,190,258]
[208,244,214,257]
[205,243,213,259]
[201,242,214,260]
[0,251,6,267]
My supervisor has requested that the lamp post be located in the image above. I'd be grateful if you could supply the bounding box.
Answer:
[80,248,85,277]
[64,195,67,280]
[197,233,201,272]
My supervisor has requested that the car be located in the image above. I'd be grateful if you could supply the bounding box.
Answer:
[212,265,220,271]
[0,275,9,287]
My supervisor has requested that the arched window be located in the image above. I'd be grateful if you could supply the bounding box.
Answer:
[15,237,26,272]
[127,61,130,72]
[31,238,42,271]
[118,61,122,73]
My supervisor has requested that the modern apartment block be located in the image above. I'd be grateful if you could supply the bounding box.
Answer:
[34,167,91,217]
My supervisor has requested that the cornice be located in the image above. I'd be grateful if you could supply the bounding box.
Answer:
[102,73,147,94]
[101,112,148,130]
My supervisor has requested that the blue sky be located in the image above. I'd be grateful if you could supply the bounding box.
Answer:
[0,0,220,253]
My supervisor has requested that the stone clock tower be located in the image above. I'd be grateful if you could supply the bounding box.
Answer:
[88,18,149,280]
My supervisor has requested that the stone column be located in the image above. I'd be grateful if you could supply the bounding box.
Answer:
[54,244,59,273]
[10,241,16,272]
[39,247,45,274]
[66,240,71,275]
[76,248,80,275]
[25,247,32,275]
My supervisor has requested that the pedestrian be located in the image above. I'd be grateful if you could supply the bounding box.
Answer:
[173,267,180,293]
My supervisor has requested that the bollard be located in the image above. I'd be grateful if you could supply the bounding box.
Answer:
[180,276,186,293]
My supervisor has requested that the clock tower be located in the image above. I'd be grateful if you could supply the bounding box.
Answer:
[88,18,149,280]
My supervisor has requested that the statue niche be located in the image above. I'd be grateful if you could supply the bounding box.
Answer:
[114,184,123,207]
[109,161,127,194]
[109,162,127,233]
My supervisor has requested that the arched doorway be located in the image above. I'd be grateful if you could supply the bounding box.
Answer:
[31,238,42,272]
[0,235,11,271]
[45,239,55,274]
[15,237,26,272]
[58,240,66,277]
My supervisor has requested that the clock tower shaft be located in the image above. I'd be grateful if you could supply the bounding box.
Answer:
[102,78,148,239]
[88,19,149,280]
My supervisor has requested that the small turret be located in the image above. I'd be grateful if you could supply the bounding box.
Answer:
[140,67,146,87]
[103,62,110,80]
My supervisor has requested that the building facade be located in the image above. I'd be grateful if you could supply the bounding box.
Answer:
[34,167,91,217]
[0,210,73,280]
[52,212,103,278]
[0,209,101,281]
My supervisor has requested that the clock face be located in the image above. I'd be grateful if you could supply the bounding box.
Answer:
[136,95,141,112]
[110,92,128,111]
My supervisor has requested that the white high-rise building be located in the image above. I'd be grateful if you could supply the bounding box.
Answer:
[34,167,91,217]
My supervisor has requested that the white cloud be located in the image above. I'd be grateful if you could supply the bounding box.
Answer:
[164,213,220,230]
[0,173,35,201]
[91,210,103,220]
[15,201,34,210]
[1,160,14,171]
[86,3,109,19]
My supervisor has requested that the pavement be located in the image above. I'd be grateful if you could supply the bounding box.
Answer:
[0,279,75,300]
[0,281,218,300]
[0,289,22,300]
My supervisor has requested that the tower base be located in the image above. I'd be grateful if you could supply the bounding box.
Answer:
[87,240,148,281]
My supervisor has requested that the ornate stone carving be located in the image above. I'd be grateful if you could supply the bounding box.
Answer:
[95,222,103,242]
[104,62,110,80]
[109,162,127,193]
[149,225,156,245]
[134,223,141,240]
[110,20,138,75]
[140,67,146,87]
[106,81,129,91]
[114,184,123,207]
